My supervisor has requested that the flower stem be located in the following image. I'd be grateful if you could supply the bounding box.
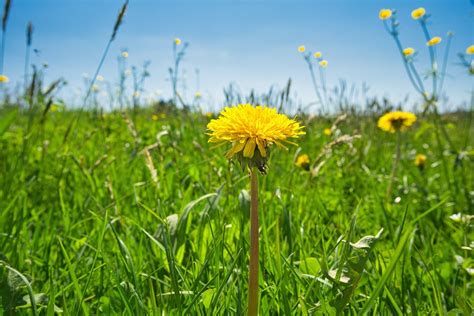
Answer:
[386,131,401,199]
[248,167,259,316]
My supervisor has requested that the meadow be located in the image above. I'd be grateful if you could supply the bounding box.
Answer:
[0,2,473,315]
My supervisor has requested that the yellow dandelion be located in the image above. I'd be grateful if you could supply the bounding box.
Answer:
[91,84,99,92]
[195,91,202,98]
[324,128,332,136]
[378,111,417,133]
[298,45,306,53]
[160,113,167,119]
[121,51,129,58]
[50,104,59,112]
[207,104,305,165]
[415,154,427,168]
[403,47,415,56]
[314,51,322,58]
[466,45,474,55]
[427,37,442,46]
[295,154,310,171]
[151,114,159,121]
[379,9,392,20]
[411,7,426,20]
[174,38,182,45]
[319,60,328,67]
[0,74,9,83]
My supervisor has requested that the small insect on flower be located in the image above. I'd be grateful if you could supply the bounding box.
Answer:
[403,47,415,56]
[411,7,426,20]
[174,38,182,45]
[427,36,442,46]
[314,51,322,58]
[121,51,129,58]
[207,104,305,173]
[295,154,310,171]
[324,128,332,136]
[319,60,328,68]
[379,9,392,20]
[466,45,474,55]
[298,45,306,53]
[415,154,427,169]
[0,74,9,83]
[377,111,417,133]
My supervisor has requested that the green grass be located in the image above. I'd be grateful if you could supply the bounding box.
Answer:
[0,105,472,314]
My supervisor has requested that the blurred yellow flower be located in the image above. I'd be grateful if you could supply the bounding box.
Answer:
[427,37,442,46]
[207,104,305,160]
[324,128,332,136]
[319,60,328,67]
[314,51,322,58]
[403,47,415,56]
[411,7,426,20]
[160,113,167,119]
[295,154,310,171]
[0,74,9,83]
[151,114,159,121]
[174,38,182,45]
[415,154,426,167]
[379,9,392,20]
[298,45,306,53]
[96,75,104,81]
[378,111,417,133]
[50,104,59,112]
[121,51,129,58]
[195,91,202,98]
[466,45,474,55]
[91,84,99,92]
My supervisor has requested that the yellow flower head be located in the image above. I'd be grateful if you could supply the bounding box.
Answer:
[379,9,392,20]
[427,36,442,46]
[50,104,59,112]
[298,45,306,53]
[174,38,182,45]
[324,128,332,136]
[466,45,474,55]
[415,154,427,167]
[207,104,305,171]
[96,75,104,81]
[0,74,9,83]
[314,51,322,58]
[319,60,328,67]
[403,47,415,56]
[411,7,426,20]
[91,84,99,92]
[378,111,417,133]
[295,154,310,171]
[121,51,129,58]
[151,114,159,121]
[195,91,202,98]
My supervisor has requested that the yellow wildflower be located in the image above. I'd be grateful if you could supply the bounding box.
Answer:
[319,60,328,67]
[121,51,129,58]
[195,91,202,98]
[379,9,392,20]
[50,104,59,112]
[174,38,182,45]
[91,84,99,92]
[415,154,426,168]
[466,45,474,55]
[427,37,442,46]
[298,45,306,53]
[207,104,305,170]
[96,75,104,81]
[151,114,159,121]
[0,74,9,83]
[411,7,426,20]
[295,154,310,171]
[377,111,417,133]
[314,52,322,58]
[160,113,167,119]
[324,128,332,136]
[403,47,415,56]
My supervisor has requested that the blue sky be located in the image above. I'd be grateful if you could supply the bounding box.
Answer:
[3,0,473,111]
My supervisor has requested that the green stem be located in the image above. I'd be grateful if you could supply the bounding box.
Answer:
[248,167,259,316]
[386,131,401,199]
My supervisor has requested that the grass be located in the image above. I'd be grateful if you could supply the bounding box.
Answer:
[0,103,472,314]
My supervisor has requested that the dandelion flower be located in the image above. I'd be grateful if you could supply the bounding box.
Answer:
[151,114,159,121]
[0,74,9,83]
[427,37,442,46]
[298,45,306,53]
[415,154,426,168]
[121,51,129,58]
[50,104,59,112]
[195,91,202,98]
[377,111,417,133]
[411,7,426,20]
[295,154,310,171]
[324,128,332,136]
[379,9,392,20]
[466,45,474,55]
[174,38,182,45]
[91,84,99,92]
[319,60,328,67]
[403,47,415,56]
[314,51,322,58]
[207,104,305,170]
